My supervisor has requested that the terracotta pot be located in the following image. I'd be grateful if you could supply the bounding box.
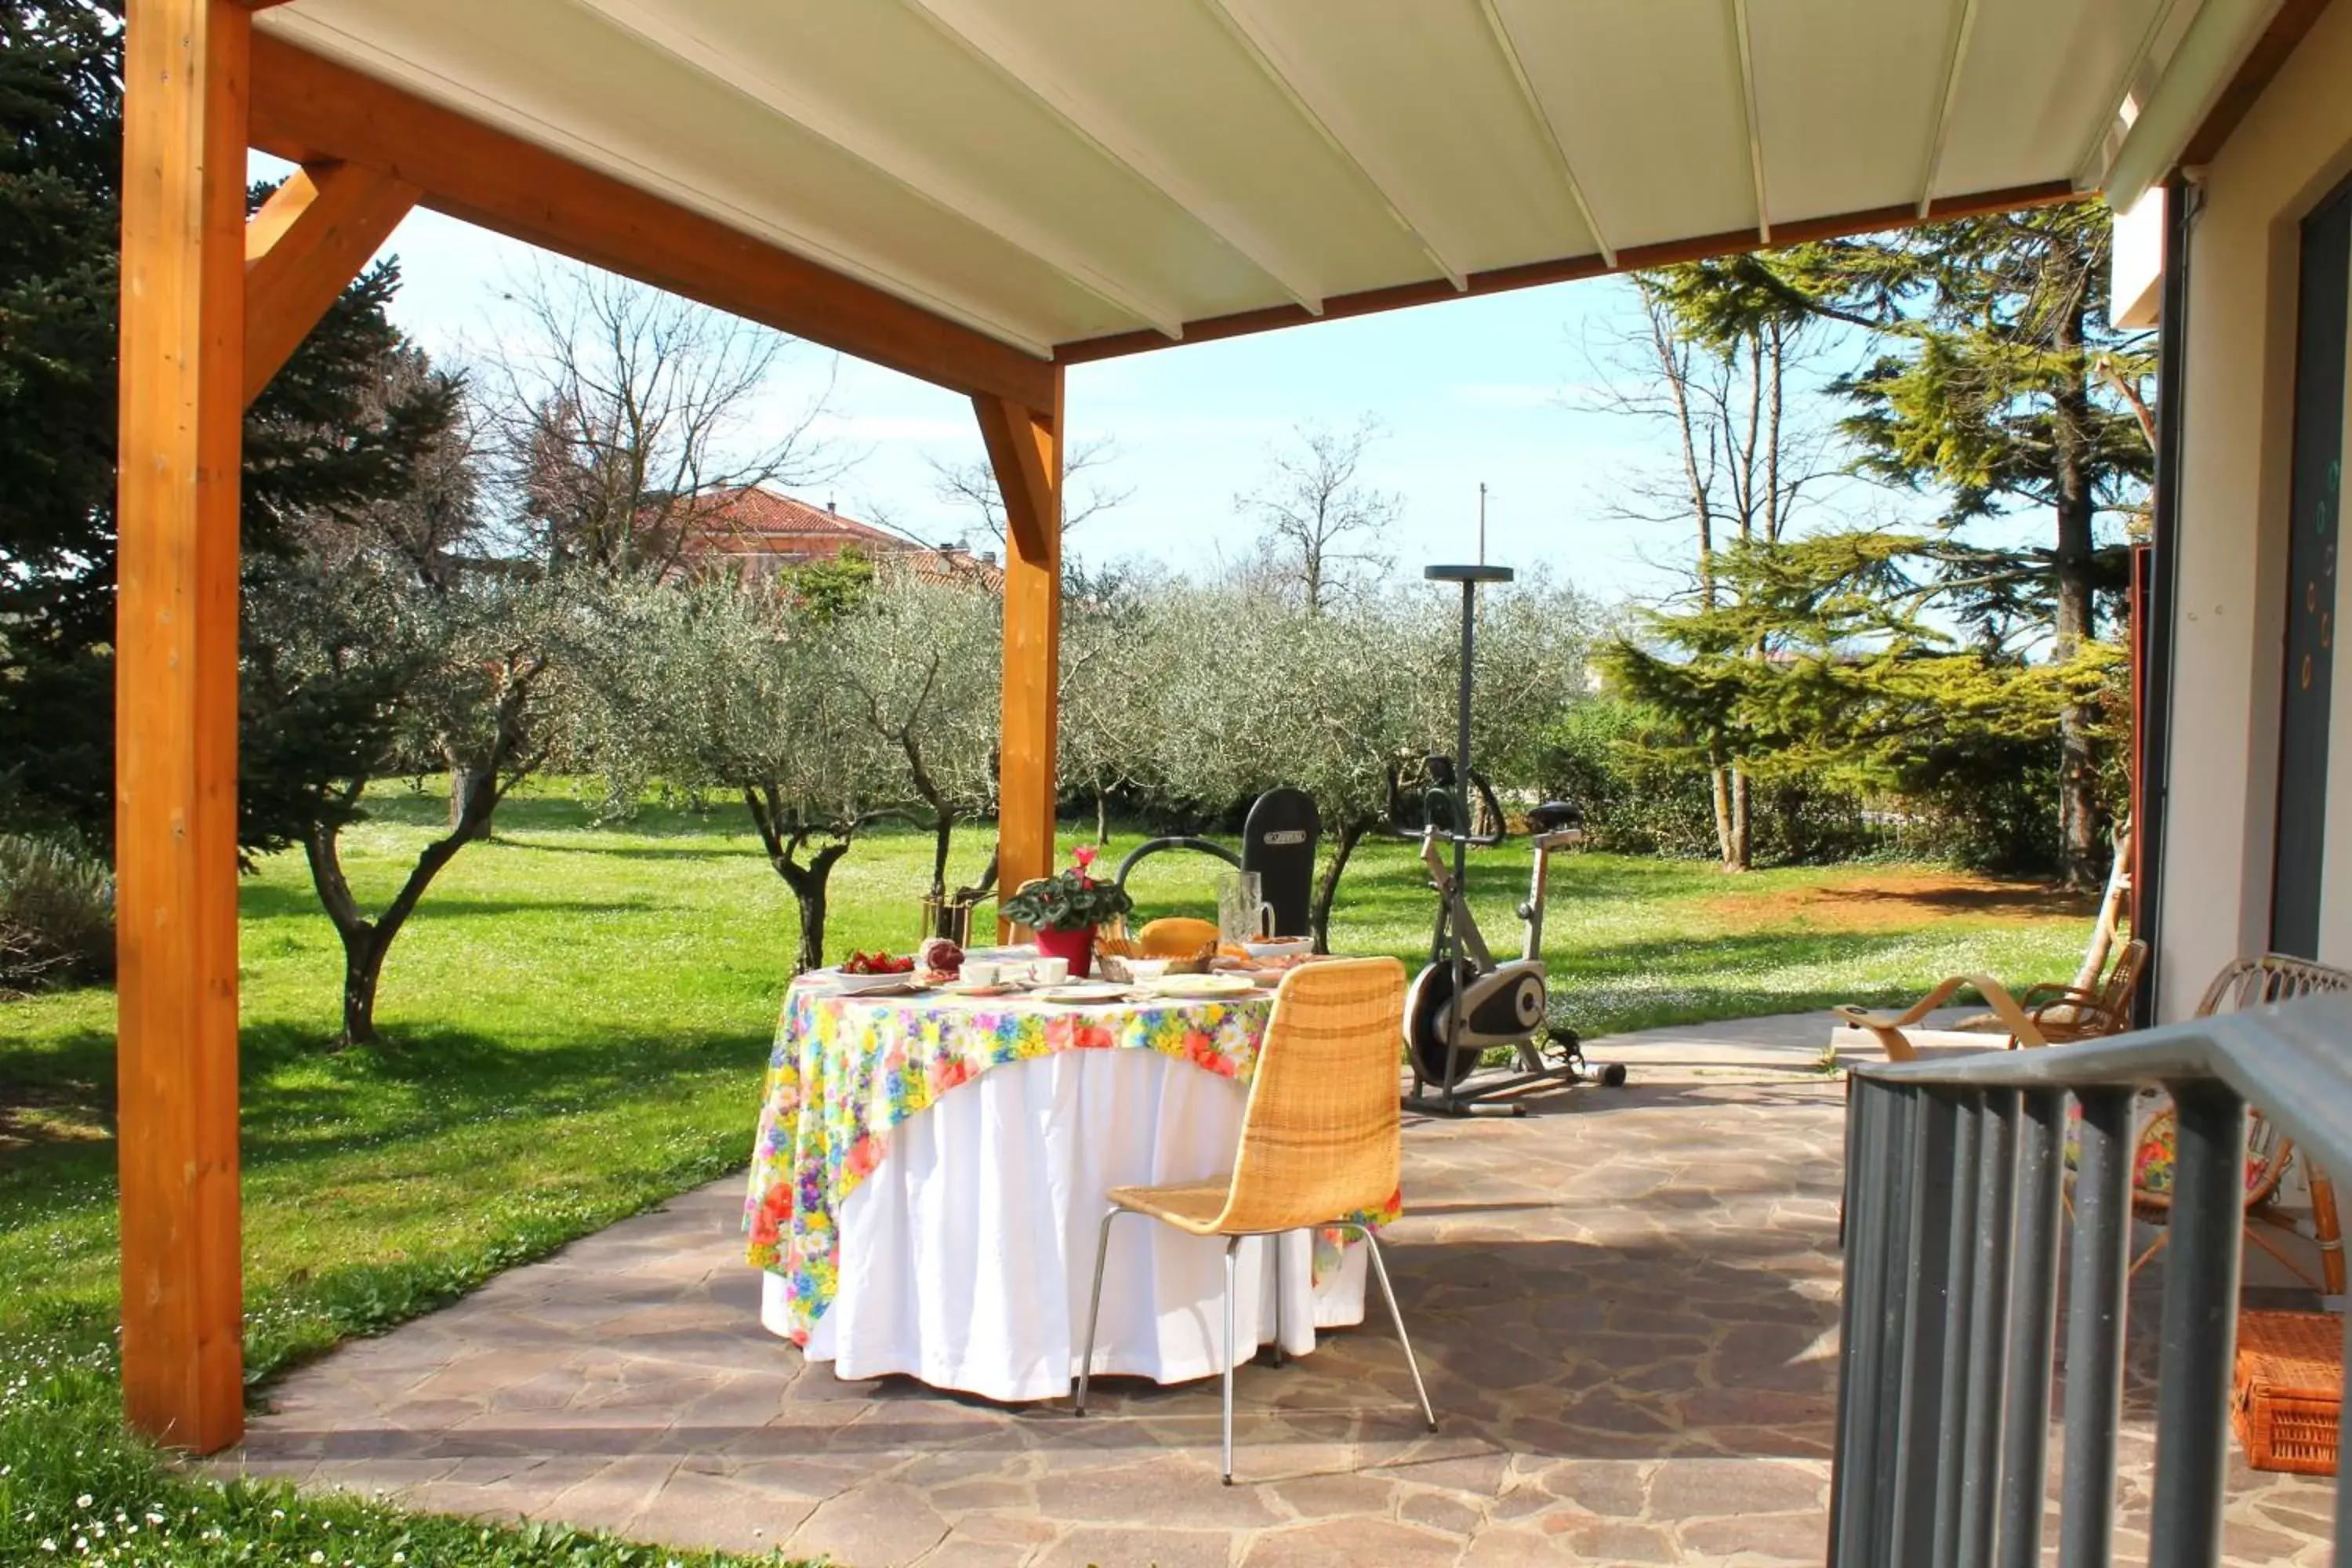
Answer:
[1033,924,1094,978]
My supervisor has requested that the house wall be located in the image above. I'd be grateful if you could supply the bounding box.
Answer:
[2160,0,2352,1017]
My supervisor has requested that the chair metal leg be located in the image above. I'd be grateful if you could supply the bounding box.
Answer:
[1074,1205,1123,1415]
[1269,1234,1286,1367]
[1345,1223,1438,1432]
[1222,1236,1241,1485]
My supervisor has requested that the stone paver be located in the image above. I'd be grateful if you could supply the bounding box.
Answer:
[213,1011,2340,1566]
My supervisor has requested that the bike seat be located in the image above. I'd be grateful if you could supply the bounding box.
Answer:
[1526,800,1585,832]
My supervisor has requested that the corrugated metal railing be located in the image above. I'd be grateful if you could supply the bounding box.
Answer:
[1831,993,2352,1568]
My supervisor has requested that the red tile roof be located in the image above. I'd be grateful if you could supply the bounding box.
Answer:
[671,485,1004,589]
[673,485,901,550]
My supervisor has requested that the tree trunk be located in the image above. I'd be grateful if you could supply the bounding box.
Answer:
[1707,749,1738,867]
[928,809,954,903]
[1726,766,1752,873]
[1094,786,1110,845]
[777,844,849,974]
[337,924,390,1048]
[1308,818,1367,954]
[2052,292,2102,890]
[304,766,503,1048]
[448,762,494,833]
[742,782,854,974]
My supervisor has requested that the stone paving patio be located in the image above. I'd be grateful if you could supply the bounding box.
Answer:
[217,1013,2339,1566]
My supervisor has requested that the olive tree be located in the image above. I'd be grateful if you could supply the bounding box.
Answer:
[834,569,1002,902]
[1057,561,1161,843]
[1127,572,1599,948]
[1123,582,1413,948]
[242,557,593,1046]
[574,574,875,971]
[579,569,1002,971]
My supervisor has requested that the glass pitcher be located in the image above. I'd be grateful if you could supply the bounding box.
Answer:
[1216,871,1274,945]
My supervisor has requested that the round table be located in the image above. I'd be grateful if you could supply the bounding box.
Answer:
[743,970,1370,1403]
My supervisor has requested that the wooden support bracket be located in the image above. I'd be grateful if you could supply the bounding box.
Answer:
[975,378,1064,926]
[244,160,419,406]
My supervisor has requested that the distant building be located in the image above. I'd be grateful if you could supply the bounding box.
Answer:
[667,485,1003,589]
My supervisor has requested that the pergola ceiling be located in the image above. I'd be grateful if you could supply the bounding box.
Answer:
[256,0,2212,364]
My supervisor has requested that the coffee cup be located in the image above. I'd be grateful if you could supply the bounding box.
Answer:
[961,960,1000,989]
[1033,956,1070,985]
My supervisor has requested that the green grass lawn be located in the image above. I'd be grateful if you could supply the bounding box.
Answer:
[0,782,2095,1565]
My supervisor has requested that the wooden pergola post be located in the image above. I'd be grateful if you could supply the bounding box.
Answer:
[975,367,1065,924]
[115,0,252,1452]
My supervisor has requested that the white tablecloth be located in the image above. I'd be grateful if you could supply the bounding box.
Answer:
[763,1047,1368,1402]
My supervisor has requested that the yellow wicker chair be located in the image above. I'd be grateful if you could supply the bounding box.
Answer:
[1071,956,1434,1483]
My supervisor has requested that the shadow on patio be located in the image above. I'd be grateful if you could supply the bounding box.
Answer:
[216,1015,2332,1567]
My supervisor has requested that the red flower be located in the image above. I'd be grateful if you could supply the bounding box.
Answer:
[1185,1029,1235,1077]
[1075,1022,1113,1051]
[748,1182,793,1247]
[844,1133,885,1179]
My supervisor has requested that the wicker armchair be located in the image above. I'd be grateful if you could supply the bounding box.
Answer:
[1071,956,1435,1483]
[2127,954,2352,1291]
[1834,938,2150,1062]
[1959,938,2149,1042]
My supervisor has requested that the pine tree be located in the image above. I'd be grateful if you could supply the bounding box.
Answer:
[1606,530,2121,873]
[0,0,452,849]
[1643,202,2153,886]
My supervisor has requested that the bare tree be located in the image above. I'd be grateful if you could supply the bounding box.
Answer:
[927,433,1131,552]
[1577,283,1841,869]
[477,262,845,579]
[1238,418,1400,615]
[291,346,490,591]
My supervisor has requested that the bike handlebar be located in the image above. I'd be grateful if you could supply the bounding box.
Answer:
[1381,768,1508,847]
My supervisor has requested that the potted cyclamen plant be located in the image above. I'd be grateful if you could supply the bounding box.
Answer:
[999,845,1133,979]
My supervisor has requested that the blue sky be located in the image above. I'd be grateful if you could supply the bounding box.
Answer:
[334,188,1905,609]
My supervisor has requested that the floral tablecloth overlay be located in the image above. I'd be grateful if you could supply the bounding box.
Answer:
[745,978,1399,1345]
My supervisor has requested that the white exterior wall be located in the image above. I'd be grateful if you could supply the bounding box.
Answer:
[2159,0,2352,1018]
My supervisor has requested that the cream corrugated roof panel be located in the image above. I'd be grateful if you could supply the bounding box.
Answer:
[1492,0,1757,255]
[268,0,1157,348]
[252,0,2293,363]
[1931,0,2179,201]
[898,0,1439,307]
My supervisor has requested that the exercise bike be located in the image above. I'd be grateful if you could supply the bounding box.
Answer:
[1401,564,1627,1117]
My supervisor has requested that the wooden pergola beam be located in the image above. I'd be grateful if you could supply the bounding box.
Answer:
[244,160,419,405]
[245,34,1057,408]
[1054,178,2080,364]
[116,0,249,1454]
[975,373,1065,927]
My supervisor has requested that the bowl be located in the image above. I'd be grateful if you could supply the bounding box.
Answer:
[829,969,919,994]
[1242,937,1313,960]
[1123,958,1174,983]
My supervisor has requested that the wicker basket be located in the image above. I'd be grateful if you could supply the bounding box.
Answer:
[2232,1310,2343,1476]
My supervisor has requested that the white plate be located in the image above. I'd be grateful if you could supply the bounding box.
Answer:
[1149,974,1263,1000]
[1243,938,1314,960]
[1031,982,1131,1005]
[941,981,1022,998]
[827,970,921,994]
